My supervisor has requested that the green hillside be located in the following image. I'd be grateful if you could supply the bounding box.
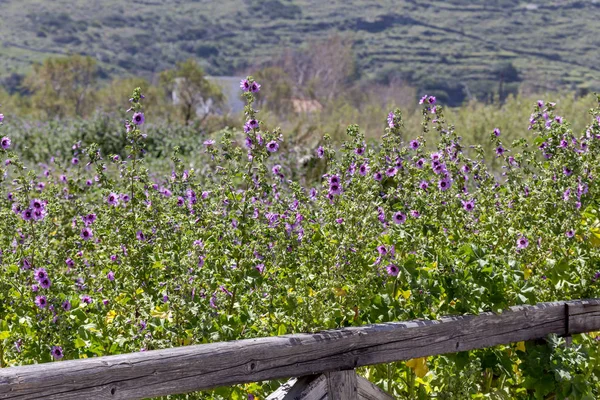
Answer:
[1,0,599,104]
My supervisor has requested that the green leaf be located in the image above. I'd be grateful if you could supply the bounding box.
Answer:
[277,323,287,336]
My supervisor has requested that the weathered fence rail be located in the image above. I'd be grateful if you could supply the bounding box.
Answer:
[1,299,600,399]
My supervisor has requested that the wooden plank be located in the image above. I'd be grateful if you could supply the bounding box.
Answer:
[326,371,358,400]
[1,299,599,400]
[567,301,600,334]
[356,376,394,400]
[266,375,327,400]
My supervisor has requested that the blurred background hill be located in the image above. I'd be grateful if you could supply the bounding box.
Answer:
[1,0,599,106]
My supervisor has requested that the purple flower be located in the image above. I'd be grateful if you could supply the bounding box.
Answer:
[132,112,145,125]
[496,146,505,156]
[438,177,452,191]
[136,230,146,241]
[359,163,369,176]
[35,295,48,309]
[22,258,32,270]
[316,146,325,158]
[121,194,130,203]
[80,227,93,241]
[82,213,97,225]
[40,278,51,289]
[0,114,3,122]
[266,141,279,152]
[81,295,92,304]
[247,119,259,130]
[255,263,265,274]
[387,112,395,128]
[21,208,34,221]
[71,158,79,165]
[34,268,48,282]
[392,212,407,224]
[1,136,10,149]
[410,210,420,218]
[493,128,501,137]
[65,258,75,268]
[50,346,64,360]
[377,245,387,255]
[462,200,475,212]
[204,139,215,147]
[355,147,365,155]
[555,116,563,124]
[373,172,383,181]
[516,236,529,249]
[62,301,71,311]
[566,230,575,238]
[377,207,385,223]
[386,264,399,276]
[250,81,261,93]
[107,193,119,206]
[432,162,446,175]
[107,271,115,281]
[415,158,425,169]
[410,140,420,150]
[563,167,572,176]
[33,208,46,221]
[329,183,342,195]
[240,79,250,91]
[428,96,436,105]
[386,167,397,177]
[419,180,429,191]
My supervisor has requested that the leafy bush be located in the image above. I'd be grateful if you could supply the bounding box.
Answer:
[1,83,600,399]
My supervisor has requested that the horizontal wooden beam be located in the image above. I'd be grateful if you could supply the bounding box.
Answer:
[1,299,600,400]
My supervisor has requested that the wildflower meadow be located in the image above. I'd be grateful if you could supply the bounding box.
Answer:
[2,80,600,399]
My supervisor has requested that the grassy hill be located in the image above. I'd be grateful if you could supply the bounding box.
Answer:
[1,0,599,104]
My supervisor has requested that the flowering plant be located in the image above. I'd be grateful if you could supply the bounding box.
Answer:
[1,81,600,399]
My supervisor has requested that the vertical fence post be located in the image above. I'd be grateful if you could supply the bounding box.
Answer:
[326,370,359,400]
[564,303,572,347]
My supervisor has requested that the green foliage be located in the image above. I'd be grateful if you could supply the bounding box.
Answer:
[2,81,600,400]
[23,55,98,118]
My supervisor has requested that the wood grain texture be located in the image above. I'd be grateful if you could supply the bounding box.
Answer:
[356,376,394,400]
[326,371,358,400]
[266,375,327,400]
[2,299,600,400]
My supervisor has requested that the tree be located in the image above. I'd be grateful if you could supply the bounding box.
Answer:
[159,59,224,125]
[97,77,168,118]
[24,55,97,118]
[271,35,357,102]
[253,67,294,116]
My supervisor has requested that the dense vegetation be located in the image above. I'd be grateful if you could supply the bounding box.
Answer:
[1,0,600,104]
[2,80,600,399]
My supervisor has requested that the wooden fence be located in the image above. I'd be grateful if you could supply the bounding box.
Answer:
[1,299,600,400]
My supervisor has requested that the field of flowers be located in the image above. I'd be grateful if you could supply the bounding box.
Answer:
[2,81,600,399]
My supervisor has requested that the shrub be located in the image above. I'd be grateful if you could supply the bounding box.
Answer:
[1,83,600,399]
